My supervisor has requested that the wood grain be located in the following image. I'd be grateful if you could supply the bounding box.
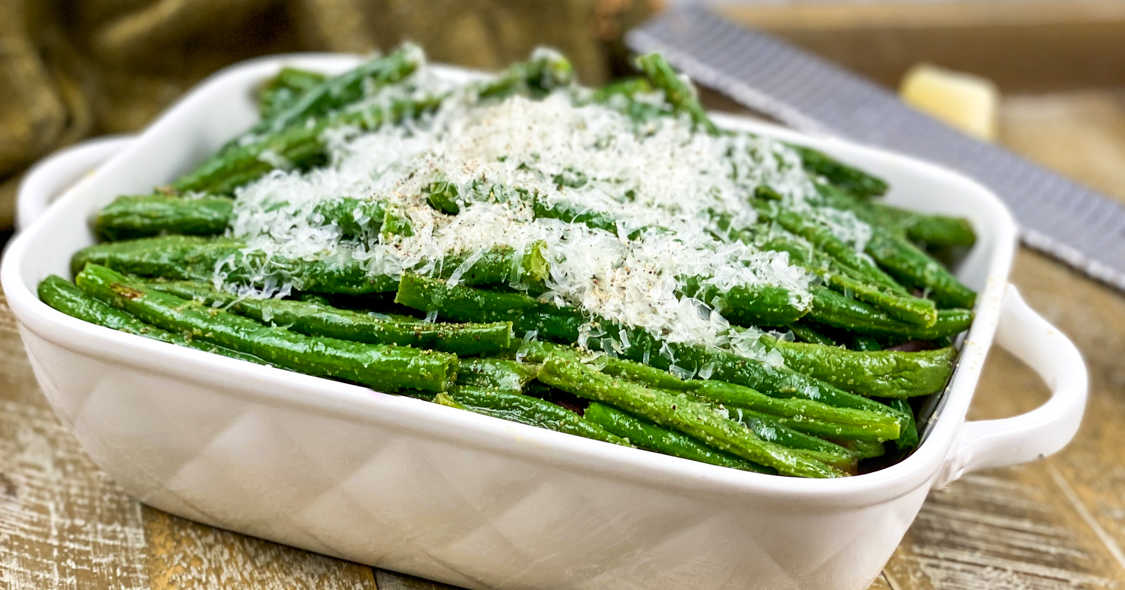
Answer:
[143,508,376,589]
[0,294,150,590]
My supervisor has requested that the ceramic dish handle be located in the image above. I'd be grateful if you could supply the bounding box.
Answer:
[16,135,134,231]
[938,284,1088,487]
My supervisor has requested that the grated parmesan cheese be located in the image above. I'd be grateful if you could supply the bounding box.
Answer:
[221,49,879,366]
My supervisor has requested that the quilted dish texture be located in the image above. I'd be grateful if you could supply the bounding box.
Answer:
[21,325,926,590]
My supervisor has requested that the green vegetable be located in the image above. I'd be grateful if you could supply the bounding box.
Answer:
[143,279,514,356]
[634,53,717,134]
[819,272,937,327]
[173,94,444,195]
[584,403,772,473]
[763,336,956,398]
[863,231,977,309]
[93,194,391,241]
[691,380,901,441]
[679,276,808,327]
[395,272,585,340]
[732,410,859,470]
[242,45,422,142]
[815,181,974,247]
[94,195,233,241]
[810,288,973,341]
[521,341,900,441]
[394,274,911,433]
[754,202,904,293]
[538,356,845,478]
[456,358,539,391]
[477,50,574,100]
[844,439,888,460]
[789,323,837,346]
[439,387,627,445]
[884,398,920,450]
[424,181,461,215]
[257,67,326,119]
[75,264,457,393]
[72,235,550,295]
[791,145,888,198]
[37,275,266,365]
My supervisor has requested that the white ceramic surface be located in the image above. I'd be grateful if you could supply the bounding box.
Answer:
[1,54,1088,590]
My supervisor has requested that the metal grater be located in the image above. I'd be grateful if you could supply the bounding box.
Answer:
[627,7,1125,292]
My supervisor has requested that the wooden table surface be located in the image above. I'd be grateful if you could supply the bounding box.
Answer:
[2,90,1124,589]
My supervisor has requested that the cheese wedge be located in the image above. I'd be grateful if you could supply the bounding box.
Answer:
[900,63,998,141]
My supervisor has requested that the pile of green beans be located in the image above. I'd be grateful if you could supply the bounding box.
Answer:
[46,46,980,479]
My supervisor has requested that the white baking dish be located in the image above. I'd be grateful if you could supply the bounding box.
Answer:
[2,54,1088,590]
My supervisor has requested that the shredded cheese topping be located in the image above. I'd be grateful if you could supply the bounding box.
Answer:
[224,50,875,367]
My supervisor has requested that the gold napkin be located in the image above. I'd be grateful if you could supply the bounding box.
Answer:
[0,0,651,229]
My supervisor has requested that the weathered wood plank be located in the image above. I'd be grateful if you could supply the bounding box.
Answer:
[998,91,1125,572]
[0,293,150,590]
[143,507,377,589]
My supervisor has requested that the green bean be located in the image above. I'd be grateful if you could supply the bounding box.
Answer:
[897,212,977,248]
[423,181,461,215]
[143,279,514,356]
[820,272,937,327]
[456,359,539,391]
[477,50,574,100]
[525,340,900,440]
[439,387,628,445]
[731,409,859,470]
[864,231,977,309]
[395,273,585,341]
[717,213,938,326]
[883,398,920,450]
[810,288,972,341]
[93,194,391,241]
[678,276,808,327]
[538,356,845,478]
[634,53,717,134]
[789,323,838,346]
[589,77,668,123]
[394,274,911,432]
[76,264,457,392]
[691,380,901,441]
[72,235,550,295]
[763,334,956,398]
[95,195,233,241]
[815,182,975,247]
[791,145,888,198]
[584,403,772,473]
[245,45,423,141]
[38,275,267,365]
[843,439,887,460]
[72,236,398,293]
[173,94,444,195]
[754,202,905,292]
[522,340,906,443]
[257,67,327,119]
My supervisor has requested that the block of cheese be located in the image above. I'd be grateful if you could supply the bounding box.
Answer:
[900,63,998,141]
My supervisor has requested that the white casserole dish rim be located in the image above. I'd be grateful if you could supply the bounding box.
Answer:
[1,53,1084,511]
